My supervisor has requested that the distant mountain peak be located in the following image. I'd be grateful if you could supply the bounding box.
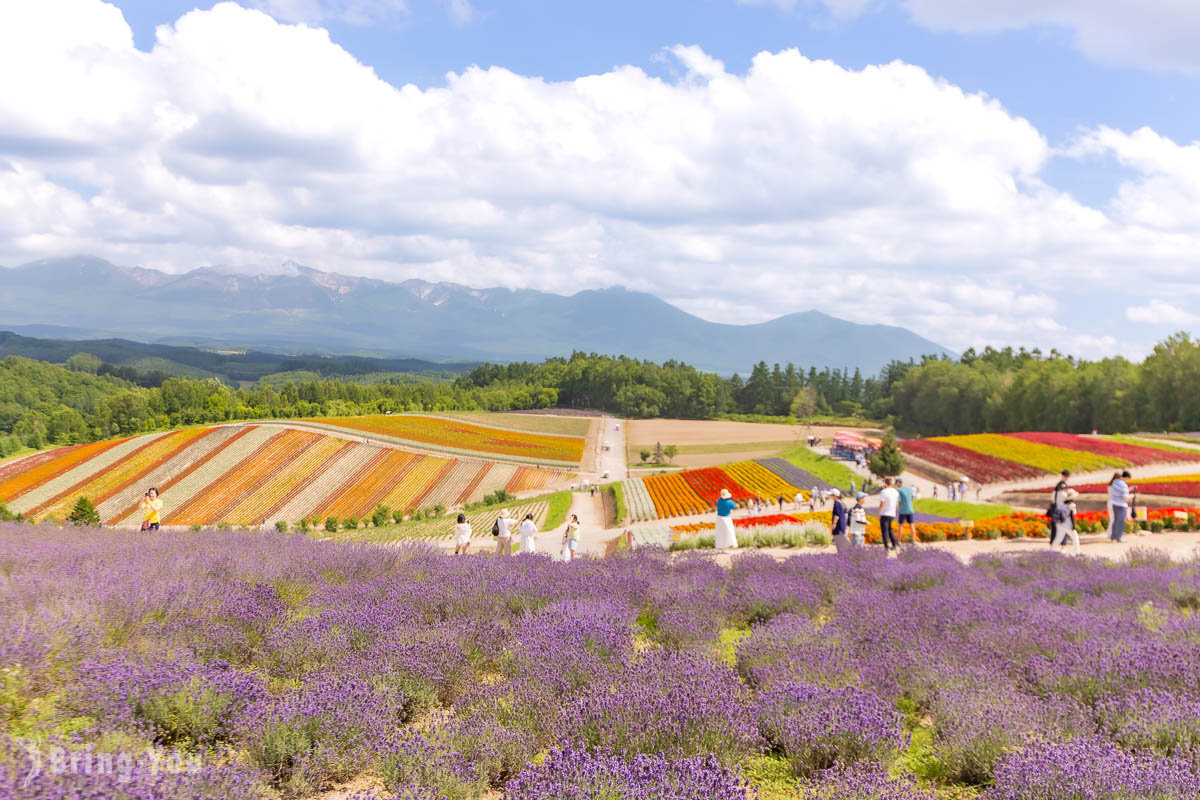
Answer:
[0,255,954,373]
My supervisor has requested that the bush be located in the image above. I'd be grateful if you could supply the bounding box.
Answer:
[343,516,359,530]
[391,508,405,524]
[298,517,309,532]
[756,681,906,777]
[216,521,232,531]
[371,504,391,527]
[324,516,338,533]
[189,523,202,532]
[274,520,288,533]
[66,496,101,527]
[0,502,21,522]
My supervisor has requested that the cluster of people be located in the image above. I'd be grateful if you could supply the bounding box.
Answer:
[455,509,582,560]
[942,479,975,502]
[1046,468,1141,555]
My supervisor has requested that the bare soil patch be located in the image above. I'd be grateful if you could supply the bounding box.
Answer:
[627,419,868,449]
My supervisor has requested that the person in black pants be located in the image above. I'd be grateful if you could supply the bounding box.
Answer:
[878,477,900,551]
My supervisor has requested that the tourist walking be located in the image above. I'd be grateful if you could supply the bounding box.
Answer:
[777,494,785,512]
[1052,489,1081,555]
[1109,470,1131,542]
[453,513,472,555]
[1105,472,1117,538]
[848,492,868,548]
[518,512,538,554]
[896,477,917,545]
[793,490,803,510]
[829,489,848,552]
[715,488,738,551]
[562,513,580,561]
[878,477,900,551]
[947,481,956,502]
[1048,470,1070,547]
[140,487,162,531]
[494,508,514,555]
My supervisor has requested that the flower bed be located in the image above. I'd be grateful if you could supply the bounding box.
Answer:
[644,472,709,517]
[1009,432,1195,467]
[304,414,585,465]
[10,527,1200,798]
[935,434,1126,475]
[902,438,1043,483]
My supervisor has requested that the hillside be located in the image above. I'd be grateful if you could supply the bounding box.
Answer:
[0,416,581,527]
[0,256,955,374]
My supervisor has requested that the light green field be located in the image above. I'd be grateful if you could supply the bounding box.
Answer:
[779,445,860,489]
[914,498,1014,520]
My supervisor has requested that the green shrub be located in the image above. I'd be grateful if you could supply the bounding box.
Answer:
[216,521,232,531]
[669,537,698,552]
[0,502,21,522]
[391,508,405,524]
[324,516,338,533]
[66,496,101,527]
[804,527,831,547]
[343,516,359,530]
[275,520,288,533]
[298,517,310,532]
[371,505,391,527]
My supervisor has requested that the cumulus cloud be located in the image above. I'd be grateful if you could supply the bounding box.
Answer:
[1126,301,1199,327]
[0,0,1197,357]
[782,0,1200,73]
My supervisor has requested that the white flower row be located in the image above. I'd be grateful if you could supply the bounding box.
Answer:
[623,478,657,522]
[154,426,279,524]
[268,442,378,524]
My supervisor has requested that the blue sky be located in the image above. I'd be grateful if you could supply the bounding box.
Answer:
[1,0,1199,358]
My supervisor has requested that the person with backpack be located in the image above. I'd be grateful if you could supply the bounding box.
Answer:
[453,513,472,555]
[848,492,868,548]
[493,508,514,555]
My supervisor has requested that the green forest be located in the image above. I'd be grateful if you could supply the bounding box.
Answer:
[3,332,1200,454]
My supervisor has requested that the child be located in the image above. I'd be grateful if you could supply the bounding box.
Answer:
[562,513,580,561]
[1052,489,1081,556]
[848,492,868,548]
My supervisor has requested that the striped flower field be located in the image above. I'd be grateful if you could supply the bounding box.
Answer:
[623,457,834,521]
[0,423,575,527]
[902,432,1200,484]
[290,413,586,466]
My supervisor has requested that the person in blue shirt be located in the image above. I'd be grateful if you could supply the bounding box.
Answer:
[715,488,739,550]
[896,477,917,545]
[829,488,848,552]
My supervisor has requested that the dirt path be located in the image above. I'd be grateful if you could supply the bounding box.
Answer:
[700,531,1200,566]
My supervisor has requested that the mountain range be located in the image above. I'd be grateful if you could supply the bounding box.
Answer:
[0,256,953,375]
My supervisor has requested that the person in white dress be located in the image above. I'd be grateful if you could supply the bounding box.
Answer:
[494,508,514,556]
[715,488,738,550]
[518,512,538,554]
[453,513,472,555]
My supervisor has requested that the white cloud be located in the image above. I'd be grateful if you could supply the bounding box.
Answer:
[1125,300,1199,327]
[0,0,1198,358]
[784,0,1200,73]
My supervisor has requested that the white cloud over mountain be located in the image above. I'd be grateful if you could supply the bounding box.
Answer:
[0,0,1197,358]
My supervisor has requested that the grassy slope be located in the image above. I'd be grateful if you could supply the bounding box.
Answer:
[604,481,627,526]
[914,498,1013,521]
[779,445,860,488]
[541,490,572,532]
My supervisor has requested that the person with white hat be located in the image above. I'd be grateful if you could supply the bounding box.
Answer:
[715,488,738,550]
[829,489,848,552]
[848,492,869,548]
[1052,488,1080,555]
[494,508,514,556]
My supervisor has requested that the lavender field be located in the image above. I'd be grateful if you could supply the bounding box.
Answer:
[4,526,1200,799]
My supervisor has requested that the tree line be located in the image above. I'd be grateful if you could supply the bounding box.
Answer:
[3,332,1200,453]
